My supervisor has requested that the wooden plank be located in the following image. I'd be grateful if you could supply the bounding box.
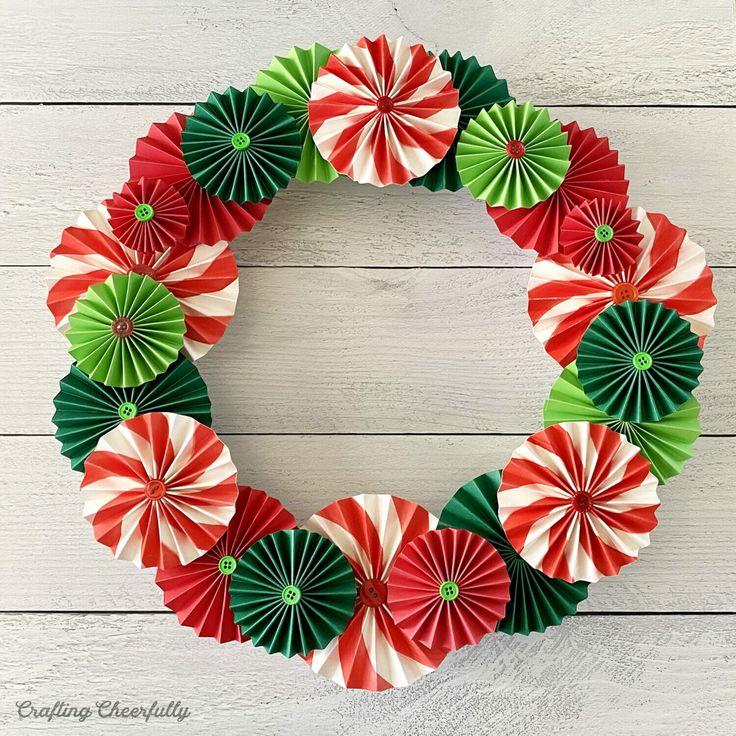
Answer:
[2,105,735,266]
[1,613,734,734]
[1,0,734,104]
[4,266,732,435]
[1,435,733,612]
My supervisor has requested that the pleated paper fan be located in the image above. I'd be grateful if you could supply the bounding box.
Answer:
[303,494,448,691]
[81,412,239,569]
[53,356,212,472]
[229,529,357,658]
[308,34,461,186]
[456,101,571,209]
[107,177,189,253]
[46,207,239,361]
[559,198,643,276]
[387,527,510,650]
[577,300,704,423]
[439,471,589,635]
[66,272,185,387]
[498,422,660,583]
[489,121,630,256]
[129,112,270,246]
[155,486,297,644]
[544,362,701,484]
[527,207,717,366]
[410,51,513,192]
[253,43,339,184]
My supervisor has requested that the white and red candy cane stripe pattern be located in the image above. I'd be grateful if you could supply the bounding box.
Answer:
[528,207,717,366]
[308,35,461,186]
[46,207,239,361]
[81,412,238,569]
[497,422,660,583]
[302,494,447,691]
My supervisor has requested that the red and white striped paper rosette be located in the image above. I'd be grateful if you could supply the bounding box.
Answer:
[308,35,461,186]
[497,422,660,583]
[81,412,239,569]
[527,207,717,366]
[302,494,447,691]
[46,207,239,361]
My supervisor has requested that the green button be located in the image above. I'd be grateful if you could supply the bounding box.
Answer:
[231,132,251,151]
[218,555,237,575]
[117,401,138,420]
[134,203,155,222]
[439,581,459,601]
[632,351,653,371]
[281,584,301,606]
[594,224,614,243]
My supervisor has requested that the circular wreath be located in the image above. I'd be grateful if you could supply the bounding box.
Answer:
[46,35,717,692]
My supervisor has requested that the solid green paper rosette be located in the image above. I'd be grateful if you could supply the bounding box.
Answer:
[253,43,339,184]
[439,470,589,636]
[410,51,513,192]
[53,356,212,472]
[181,86,302,203]
[229,528,357,658]
[577,300,704,424]
[66,272,185,388]
[456,101,571,208]
[544,362,701,484]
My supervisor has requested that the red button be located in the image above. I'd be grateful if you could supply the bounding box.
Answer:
[505,139,526,159]
[376,95,394,113]
[611,282,639,304]
[359,578,387,608]
[129,263,156,278]
[571,491,593,513]
[111,316,135,338]
[144,479,167,500]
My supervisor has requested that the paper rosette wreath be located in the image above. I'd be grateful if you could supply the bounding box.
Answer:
[46,34,717,691]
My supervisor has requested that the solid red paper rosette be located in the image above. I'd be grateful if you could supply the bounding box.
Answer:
[497,422,660,583]
[302,494,447,691]
[129,111,269,246]
[308,34,461,186]
[81,412,239,569]
[528,207,717,366]
[387,527,511,650]
[155,486,297,643]
[488,121,629,256]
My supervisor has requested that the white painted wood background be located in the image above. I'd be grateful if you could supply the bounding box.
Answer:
[1,1,735,734]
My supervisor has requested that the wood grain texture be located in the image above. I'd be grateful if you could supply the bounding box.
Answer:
[2,105,735,267]
[2,435,734,612]
[0,0,734,104]
[1,613,734,735]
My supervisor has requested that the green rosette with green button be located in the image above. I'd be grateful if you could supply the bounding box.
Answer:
[66,272,185,388]
[253,43,339,184]
[53,355,212,472]
[544,362,701,484]
[410,51,513,192]
[439,470,589,636]
[229,528,357,658]
[181,86,302,203]
[577,299,704,423]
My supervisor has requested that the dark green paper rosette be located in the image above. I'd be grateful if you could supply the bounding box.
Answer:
[577,300,704,424]
[181,86,302,203]
[544,362,701,484]
[456,101,571,208]
[439,470,588,636]
[53,356,212,472]
[253,43,339,184]
[410,51,513,192]
[229,529,357,658]
[66,272,185,388]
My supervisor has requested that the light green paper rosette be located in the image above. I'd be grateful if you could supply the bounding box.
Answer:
[577,300,704,424]
[253,43,339,184]
[439,470,588,636]
[229,529,357,658]
[66,272,185,388]
[544,362,701,484]
[411,51,513,192]
[456,101,571,208]
[181,86,302,203]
